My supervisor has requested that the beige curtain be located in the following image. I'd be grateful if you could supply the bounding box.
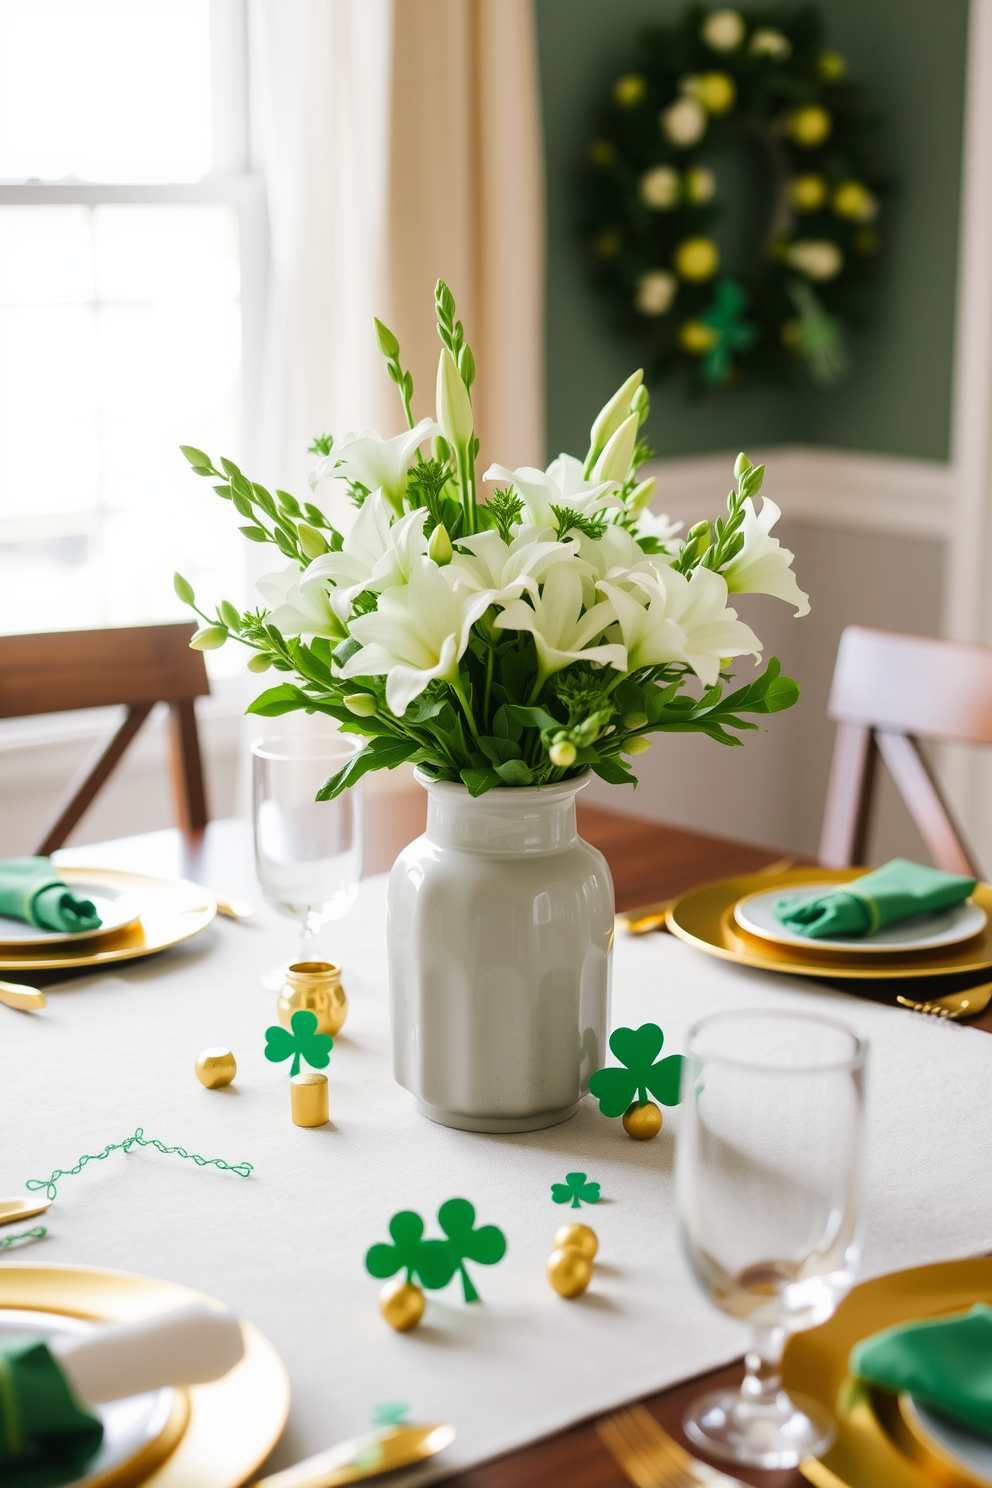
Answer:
[386,0,545,471]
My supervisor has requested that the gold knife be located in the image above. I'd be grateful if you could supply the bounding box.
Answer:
[255,1424,456,1488]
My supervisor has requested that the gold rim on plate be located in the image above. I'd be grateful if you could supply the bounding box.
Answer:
[787,1255,992,1488]
[666,868,992,980]
[0,1264,289,1488]
[0,869,216,973]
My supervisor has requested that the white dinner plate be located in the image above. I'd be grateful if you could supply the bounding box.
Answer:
[908,1395,992,1486]
[0,881,141,946]
[0,1308,176,1485]
[733,883,988,955]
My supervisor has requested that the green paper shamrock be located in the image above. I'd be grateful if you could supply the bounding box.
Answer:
[588,1024,684,1117]
[436,1198,507,1303]
[365,1211,457,1291]
[371,1402,409,1426]
[699,278,759,387]
[264,1009,333,1077]
[551,1172,601,1209]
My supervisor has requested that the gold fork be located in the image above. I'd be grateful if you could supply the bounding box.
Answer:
[596,1404,745,1487]
[895,982,992,1020]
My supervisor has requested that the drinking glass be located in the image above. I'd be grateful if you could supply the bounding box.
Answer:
[676,1009,866,1470]
[251,735,364,967]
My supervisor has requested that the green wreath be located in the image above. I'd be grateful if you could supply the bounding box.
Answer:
[580,5,886,390]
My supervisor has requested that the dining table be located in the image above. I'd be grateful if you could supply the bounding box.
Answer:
[5,792,992,1488]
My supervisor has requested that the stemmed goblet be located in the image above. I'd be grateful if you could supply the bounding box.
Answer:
[676,1009,866,1470]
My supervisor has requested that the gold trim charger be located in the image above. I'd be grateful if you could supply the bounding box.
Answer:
[0,1264,289,1488]
[0,869,216,973]
[786,1256,992,1488]
[666,868,992,980]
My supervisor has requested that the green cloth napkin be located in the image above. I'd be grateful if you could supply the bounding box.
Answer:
[0,1336,103,1487]
[775,858,977,940]
[851,1302,992,1438]
[0,859,101,933]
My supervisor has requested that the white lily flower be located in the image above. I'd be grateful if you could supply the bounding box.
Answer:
[308,417,440,515]
[483,451,622,527]
[633,508,683,548]
[301,491,428,620]
[722,497,810,615]
[447,526,577,605]
[256,563,345,640]
[565,523,674,607]
[339,558,495,716]
[495,561,627,686]
[599,565,761,686]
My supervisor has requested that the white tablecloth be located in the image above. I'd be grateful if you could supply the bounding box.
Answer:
[4,872,992,1481]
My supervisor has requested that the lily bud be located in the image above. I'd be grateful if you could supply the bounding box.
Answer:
[247,653,272,672]
[686,519,713,553]
[457,343,476,388]
[622,711,648,730]
[734,451,753,482]
[428,523,453,565]
[624,735,652,755]
[593,412,639,484]
[436,347,474,449]
[298,522,328,559]
[587,369,643,467]
[628,476,657,514]
[344,693,378,717]
[549,740,577,768]
[373,317,400,360]
[190,625,227,650]
[631,383,650,425]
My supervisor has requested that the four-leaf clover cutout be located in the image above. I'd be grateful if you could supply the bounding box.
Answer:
[588,1024,684,1116]
[436,1198,507,1302]
[551,1172,601,1209]
[365,1211,457,1291]
[264,1009,333,1077]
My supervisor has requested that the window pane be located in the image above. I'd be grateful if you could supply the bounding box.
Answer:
[0,204,245,636]
[0,1,212,183]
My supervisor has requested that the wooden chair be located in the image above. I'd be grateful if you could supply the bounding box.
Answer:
[820,625,992,875]
[0,623,210,854]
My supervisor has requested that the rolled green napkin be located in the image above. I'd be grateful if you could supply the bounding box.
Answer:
[0,1336,103,1487]
[851,1302,992,1438]
[0,859,101,934]
[775,858,977,940]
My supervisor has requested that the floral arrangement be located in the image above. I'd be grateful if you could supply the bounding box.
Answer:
[177,282,806,800]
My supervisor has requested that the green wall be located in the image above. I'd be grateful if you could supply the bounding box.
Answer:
[535,0,969,463]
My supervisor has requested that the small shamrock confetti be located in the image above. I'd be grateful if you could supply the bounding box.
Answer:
[551,1172,601,1209]
[588,1024,684,1136]
[264,1009,333,1077]
[436,1198,507,1303]
[371,1402,410,1427]
[365,1212,457,1292]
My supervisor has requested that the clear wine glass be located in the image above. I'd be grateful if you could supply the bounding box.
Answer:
[676,1009,866,1470]
[251,734,364,973]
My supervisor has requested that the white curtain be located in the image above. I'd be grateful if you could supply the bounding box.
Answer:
[249,0,545,496]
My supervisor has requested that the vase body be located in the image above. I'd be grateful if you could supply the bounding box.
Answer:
[387,771,614,1133]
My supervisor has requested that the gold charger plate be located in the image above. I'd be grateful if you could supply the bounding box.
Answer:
[666,867,992,980]
[0,1264,289,1487]
[0,869,216,973]
[785,1255,992,1488]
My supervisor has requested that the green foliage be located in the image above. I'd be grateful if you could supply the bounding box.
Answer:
[551,505,607,541]
[484,488,525,543]
[406,458,456,533]
[588,1024,684,1117]
[551,1172,601,1209]
[308,433,334,457]
[264,1010,333,1078]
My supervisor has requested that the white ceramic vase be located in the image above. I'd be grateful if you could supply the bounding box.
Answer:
[387,770,614,1133]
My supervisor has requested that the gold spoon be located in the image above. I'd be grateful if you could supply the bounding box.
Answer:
[0,1197,51,1227]
[255,1424,456,1488]
[0,980,46,1011]
[216,896,254,920]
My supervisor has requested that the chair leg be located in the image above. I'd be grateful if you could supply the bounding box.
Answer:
[168,699,209,836]
[819,722,877,868]
[875,730,982,877]
[33,705,153,856]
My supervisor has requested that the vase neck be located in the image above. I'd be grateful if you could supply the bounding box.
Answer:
[419,774,588,854]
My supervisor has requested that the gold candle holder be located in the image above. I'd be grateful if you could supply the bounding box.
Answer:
[291,1072,329,1127]
[277,961,348,1037]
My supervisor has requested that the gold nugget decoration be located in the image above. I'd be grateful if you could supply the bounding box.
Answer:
[588,1023,684,1139]
[547,1221,599,1299]
[195,1048,237,1089]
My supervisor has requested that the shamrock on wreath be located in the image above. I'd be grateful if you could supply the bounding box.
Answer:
[551,1172,601,1209]
[264,1009,333,1077]
[589,1024,684,1140]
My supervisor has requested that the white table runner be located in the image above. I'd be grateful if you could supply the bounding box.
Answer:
[3,873,992,1481]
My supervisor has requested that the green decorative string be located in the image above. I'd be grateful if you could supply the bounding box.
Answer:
[0,1225,47,1252]
[25,1128,253,1200]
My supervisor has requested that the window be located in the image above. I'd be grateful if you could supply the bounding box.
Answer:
[0,0,264,650]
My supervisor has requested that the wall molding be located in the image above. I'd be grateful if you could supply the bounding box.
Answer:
[644,444,953,541]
